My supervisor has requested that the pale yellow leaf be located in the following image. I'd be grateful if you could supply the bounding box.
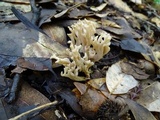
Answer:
[151,17,160,27]
[147,99,160,112]
[90,2,108,12]
[101,19,121,28]
[106,62,139,94]
[108,0,134,14]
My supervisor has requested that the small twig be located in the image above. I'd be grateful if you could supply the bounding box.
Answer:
[9,101,58,120]
[5,74,21,103]
[147,4,160,19]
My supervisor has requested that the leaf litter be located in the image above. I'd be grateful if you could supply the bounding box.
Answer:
[0,0,160,120]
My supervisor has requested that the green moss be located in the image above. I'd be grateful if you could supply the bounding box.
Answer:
[154,0,160,4]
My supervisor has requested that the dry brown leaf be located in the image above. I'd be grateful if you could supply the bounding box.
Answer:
[87,78,106,90]
[11,66,26,73]
[79,88,106,118]
[74,82,88,95]
[18,82,56,119]
[15,57,51,71]
[120,62,150,80]
[137,60,155,75]
[41,23,67,46]
[73,82,107,118]
[90,69,104,79]
[104,17,141,39]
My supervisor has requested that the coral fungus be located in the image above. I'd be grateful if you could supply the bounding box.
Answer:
[56,19,111,81]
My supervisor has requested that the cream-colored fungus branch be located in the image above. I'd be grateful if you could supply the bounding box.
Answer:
[56,19,111,81]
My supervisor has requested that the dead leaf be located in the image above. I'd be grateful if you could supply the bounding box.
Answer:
[0,23,67,71]
[134,12,148,20]
[120,39,152,54]
[16,57,52,71]
[90,69,104,79]
[73,82,107,118]
[1,0,160,119]
[90,2,108,12]
[124,15,141,29]
[79,87,106,118]
[142,48,160,68]
[101,19,121,28]
[137,60,155,75]
[125,98,157,120]
[120,62,149,80]
[108,0,134,14]
[103,17,141,39]
[74,82,87,95]
[41,23,67,46]
[151,17,160,27]
[68,8,93,19]
[0,23,67,57]
[137,81,160,112]
[11,66,26,74]
[106,61,139,94]
[20,82,56,119]
[87,78,106,90]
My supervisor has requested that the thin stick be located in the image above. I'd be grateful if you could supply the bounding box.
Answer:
[9,101,58,120]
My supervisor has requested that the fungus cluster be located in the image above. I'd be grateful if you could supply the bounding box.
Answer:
[56,19,111,81]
